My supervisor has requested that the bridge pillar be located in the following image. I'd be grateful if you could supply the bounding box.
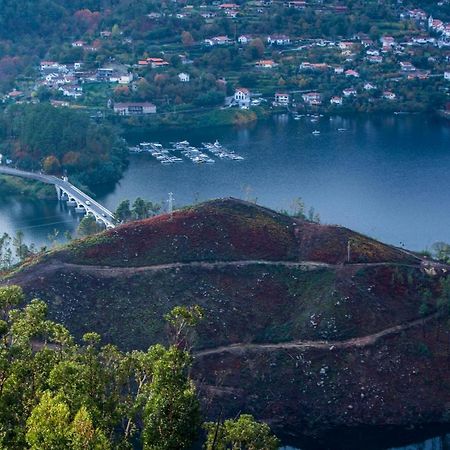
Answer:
[55,186,62,200]
[66,195,77,206]
[75,202,86,214]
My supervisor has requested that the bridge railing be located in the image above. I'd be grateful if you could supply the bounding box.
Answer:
[1,166,115,224]
[56,178,115,221]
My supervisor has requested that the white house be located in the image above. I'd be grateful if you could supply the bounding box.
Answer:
[59,85,83,98]
[114,102,156,115]
[400,61,416,72]
[178,72,190,82]
[274,92,290,105]
[118,74,133,84]
[204,36,232,46]
[267,34,290,45]
[343,88,357,97]
[234,88,250,107]
[302,92,321,105]
[330,96,343,105]
[40,61,64,72]
[71,40,86,48]
[383,91,396,100]
[238,35,253,45]
[364,83,376,90]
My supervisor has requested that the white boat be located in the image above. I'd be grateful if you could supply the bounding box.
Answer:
[312,130,320,135]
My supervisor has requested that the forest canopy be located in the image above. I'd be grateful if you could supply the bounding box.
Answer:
[0,104,128,187]
[0,285,279,450]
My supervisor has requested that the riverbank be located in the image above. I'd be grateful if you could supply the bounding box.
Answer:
[112,106,450,135]
[114,105,270,131]
[0,175,55,200]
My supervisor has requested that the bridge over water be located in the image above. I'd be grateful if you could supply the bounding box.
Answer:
[0,166,116,228]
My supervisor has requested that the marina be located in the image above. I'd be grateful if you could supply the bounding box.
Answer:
[128,140,244,164]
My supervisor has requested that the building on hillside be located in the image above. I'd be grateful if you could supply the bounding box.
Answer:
[381,36,395,47]
[343,88,357,97]
[383,91,396,100]
[338,41,354,50]
[238,35,254,45]
[267,34,290,45]
[204,36,232,46]
[345,69,360,77]
[113,102,156,115]
[274,92,290,106]
[118,73,133,84]
[219,3,240,9]
[138,58,169,68]
[367,55,383,63]
[178,72,190,82]
[299,62,329,71]
[400,61,416,71]
[40,61,65,72]
[59,85,83,98]
[364,83,376,91]
[302,92,321,105]
[97,68,114,81]
[330,96,343,105]
[255,59,277,68]
[234,88,250,107]
[50,100,70,108]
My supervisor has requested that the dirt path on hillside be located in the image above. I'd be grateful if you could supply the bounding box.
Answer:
[4,260,333,284]
[4,260,432,283]
[6,258,429,285]
[195,312,440,358]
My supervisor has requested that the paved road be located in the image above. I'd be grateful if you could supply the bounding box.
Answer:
[0,166,115,227]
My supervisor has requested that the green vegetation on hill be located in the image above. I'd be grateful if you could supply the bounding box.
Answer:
[0,285,279,449]
[0,104,128,187]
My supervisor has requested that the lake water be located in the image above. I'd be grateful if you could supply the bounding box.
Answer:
[2,114,448,250]
[281,432,450,449]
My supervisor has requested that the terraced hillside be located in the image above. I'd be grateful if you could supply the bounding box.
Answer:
[2,198,449,448]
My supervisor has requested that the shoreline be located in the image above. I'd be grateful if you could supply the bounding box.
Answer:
[0,174,56,200]
[114,107,448,133]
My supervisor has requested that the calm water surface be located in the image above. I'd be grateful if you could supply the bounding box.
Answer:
[0,114,449,249]
[281,432,450,449]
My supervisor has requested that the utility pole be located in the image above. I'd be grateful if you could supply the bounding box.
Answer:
[168,192,174,214]
[347,239,351,263]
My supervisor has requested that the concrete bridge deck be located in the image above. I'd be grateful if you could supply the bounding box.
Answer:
[0,166,115,228]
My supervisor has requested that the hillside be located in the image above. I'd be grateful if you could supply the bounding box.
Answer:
[2,198,450,448]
